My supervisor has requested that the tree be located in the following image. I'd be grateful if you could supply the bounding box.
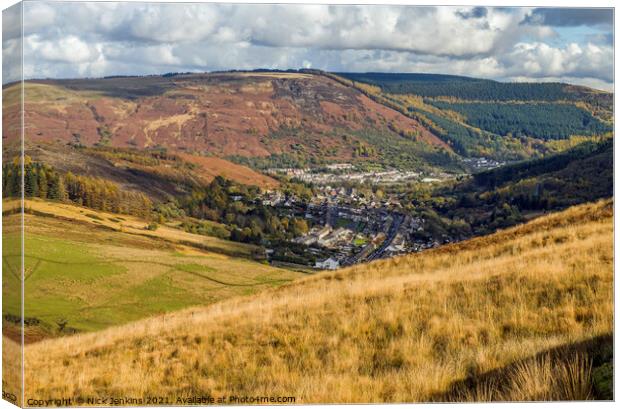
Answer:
[38,169,48,199]
[24,167,39,197]
[290,218,309,236]
[48,175,67,201]
[3,169,16,197]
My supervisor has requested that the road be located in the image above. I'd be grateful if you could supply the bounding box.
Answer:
[365,213,404,262]
[310,203,405,265]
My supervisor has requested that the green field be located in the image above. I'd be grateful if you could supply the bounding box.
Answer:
[2,211,302,336]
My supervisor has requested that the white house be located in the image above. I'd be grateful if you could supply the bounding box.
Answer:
[315,257,340,270]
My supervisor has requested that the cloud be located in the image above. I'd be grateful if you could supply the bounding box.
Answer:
[26,35,98,64]
[126,4,220,43]
[3,3,612,91]
[522,8,613,27]
[20,4,545,57]
[456,7,488,20]
[23,2,56,34]
[499,42,613,82]
[2,3,22,42]
[586,32,613,45]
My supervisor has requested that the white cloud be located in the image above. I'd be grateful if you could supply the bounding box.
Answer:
[1,3,611,91]
[127,4,220,43]
[26,35,98,64]
[500,41,613,82]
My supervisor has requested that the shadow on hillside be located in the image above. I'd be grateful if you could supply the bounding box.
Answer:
[431,334,613,402]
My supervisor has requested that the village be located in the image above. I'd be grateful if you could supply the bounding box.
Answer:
[265,163,454,186]
[461,156,507,170]
[258,166,451,270]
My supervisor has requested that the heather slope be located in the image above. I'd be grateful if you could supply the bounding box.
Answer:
[10,72,455,172]
[10,71,613,172]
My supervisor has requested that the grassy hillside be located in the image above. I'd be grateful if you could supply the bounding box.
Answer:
[21,199,612,402]
[2,199,302,340]
[11,71,612,170]
[18,199,259,257]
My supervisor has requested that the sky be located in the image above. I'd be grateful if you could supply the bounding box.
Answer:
[2,2,614,91]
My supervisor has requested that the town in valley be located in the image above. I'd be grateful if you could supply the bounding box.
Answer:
[259,163,466,270]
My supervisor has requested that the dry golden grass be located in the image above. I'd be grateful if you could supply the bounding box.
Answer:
[19,198,258,258]
[22,199,613,403]
[2,337,22,406]
[442,343,604,402]
[509,353,593,401]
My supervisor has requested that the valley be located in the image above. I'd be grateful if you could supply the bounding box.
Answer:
[1,69,614,404]
[3,70,614,274]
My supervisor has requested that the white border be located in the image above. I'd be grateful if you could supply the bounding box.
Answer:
[0,2,616,409]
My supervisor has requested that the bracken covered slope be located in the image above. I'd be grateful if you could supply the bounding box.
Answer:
[4,72,450,169]
[19,199,613,403]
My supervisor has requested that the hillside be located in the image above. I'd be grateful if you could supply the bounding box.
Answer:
[336,72,613,105]
[2,199,302,343]
[473,137,613,201]
[333,72,612,160]
[8,72,457,172]
[6,71,612,173]
[20,199,613,402]
[405,137,614,240]
[23,142,279,199]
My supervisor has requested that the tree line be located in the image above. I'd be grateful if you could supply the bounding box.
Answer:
[2,157,316,245]
[336,73,596,101]
[2,157,152,218]
[176,176,309,244]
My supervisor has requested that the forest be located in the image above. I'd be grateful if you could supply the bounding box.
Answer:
[2,157,152,218]
[173,176,311,244]
[428,101,612,139]
[400,137,613,239]
[473,138,613,190]
[330,71,612,161]
[336,72,595,101]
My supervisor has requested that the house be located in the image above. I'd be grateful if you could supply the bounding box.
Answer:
[316,226,332,239]
[262,192,283,206]
[326,163,354,170]
[315,257,340,270]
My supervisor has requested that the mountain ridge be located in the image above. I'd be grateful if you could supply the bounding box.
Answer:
[7,70,611,174]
